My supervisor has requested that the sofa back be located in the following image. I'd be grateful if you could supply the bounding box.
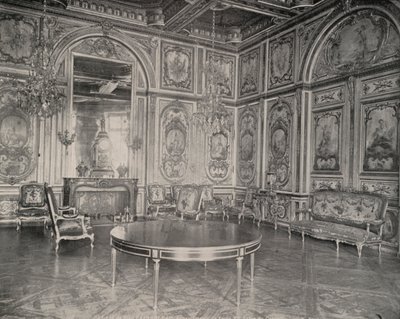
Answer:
[311,191,387,232]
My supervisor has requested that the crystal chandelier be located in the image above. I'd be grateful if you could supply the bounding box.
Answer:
[16,0,65,118]
[192,7,233,134]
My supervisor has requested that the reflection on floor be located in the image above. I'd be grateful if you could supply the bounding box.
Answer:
[0,222,399,319]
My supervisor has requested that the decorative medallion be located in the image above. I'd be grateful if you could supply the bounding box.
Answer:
[206,130,231,183]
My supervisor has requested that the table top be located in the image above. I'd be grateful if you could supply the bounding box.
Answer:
[110,220,262,261]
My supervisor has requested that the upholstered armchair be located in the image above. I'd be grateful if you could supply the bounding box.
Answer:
[146,184,176,219]
[44,183,94,253]
[16,182,50,231]
[224,186,261,226]
[201,185,225,221]
[176,184,203,220]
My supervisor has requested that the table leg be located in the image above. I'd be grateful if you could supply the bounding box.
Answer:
[153,259,160,310]
[111,247,117,287]
[145,258,149,269]
[250,253,254,282]
[236,256,243,306]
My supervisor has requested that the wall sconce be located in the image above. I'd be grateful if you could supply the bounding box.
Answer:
[58,129,76,154]
[265,172,277,191]
[129,136,142,151]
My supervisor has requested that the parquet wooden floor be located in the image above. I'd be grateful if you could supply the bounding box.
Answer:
[0,222,399,319]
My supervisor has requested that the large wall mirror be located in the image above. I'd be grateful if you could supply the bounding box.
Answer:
[72,54,133,178]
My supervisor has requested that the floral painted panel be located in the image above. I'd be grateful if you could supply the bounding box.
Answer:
[311,179,342,191]
[312,11,400,81]
[238,107,258,185]
[363,101,399,172]
[313,110,341,171]
[160,101,189,181]
[239,48,260,97]
[0,13,38,65]
[161,42,193,92]
[268,33,294,88]
[206,51,235,99]
[361,180,399,201]
[313,87,344,107]
[268,98,292,188]
[0,84,36,185]
[362,74,400,97]
[206,130,231,183]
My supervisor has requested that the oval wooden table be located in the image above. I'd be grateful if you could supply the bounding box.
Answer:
[110,220,262,310]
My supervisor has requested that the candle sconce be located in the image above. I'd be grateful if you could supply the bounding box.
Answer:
[129,136,143,151]
[58,129,76,154]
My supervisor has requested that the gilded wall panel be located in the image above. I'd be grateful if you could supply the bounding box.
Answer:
[205,51,235,99]
[362,100,399,172]
[268,33,294,89]
[312,109,342,172]
[0,13,38,65]
[311,178,342,191]
[159,100,190,182]
[312,11,400,82]
[237,106,258,186]
[361,180,399,201]
[0,83,37,185]
[313,87,344,107]
[238,47,260,97]
[206,130,231,183]
[362,74,400,98]
[161,42,194,92]
[267,98,292,190]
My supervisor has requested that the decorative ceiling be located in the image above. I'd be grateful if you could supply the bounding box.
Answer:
[46,0,325,45]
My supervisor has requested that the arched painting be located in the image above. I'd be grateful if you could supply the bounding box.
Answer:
[166,127,185,156]
[0,114,28,147]
[271,127,287,159]
[210,132,228,161]
[238,108,257,185]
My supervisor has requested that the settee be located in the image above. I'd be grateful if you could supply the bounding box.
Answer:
[288,190,388,257]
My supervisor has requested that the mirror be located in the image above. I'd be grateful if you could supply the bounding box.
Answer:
[72,54,132,178]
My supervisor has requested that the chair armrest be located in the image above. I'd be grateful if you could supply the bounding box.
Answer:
[56,212,83,221]
[366,219,385,234]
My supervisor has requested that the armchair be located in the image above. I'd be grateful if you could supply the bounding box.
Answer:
[224,186,261,227]
[44,183,94,252]
[16,182,50,231]
[146,184,176,219]
[201,185,225,221]
[176,184,203,220]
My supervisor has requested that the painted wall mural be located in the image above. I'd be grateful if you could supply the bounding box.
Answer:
[238,48,260,97]
[0,85,36,184]
[205,51,235,99]
[313,110,341,171]
[362,100,399,172]
[0,13,38,65]
[206,130,231,183]
[160,101,189,181]
[362,73,400,97]
[268,98,292,189]
[161,42,193,92]
[268,33,294,88]
[312,10,400,81]
[238,107,258,185]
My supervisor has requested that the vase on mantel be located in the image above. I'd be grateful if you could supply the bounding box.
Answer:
[116,163,128,178]
[76,161,89,177]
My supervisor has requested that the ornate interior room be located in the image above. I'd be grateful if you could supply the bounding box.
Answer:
[0,0,400,318]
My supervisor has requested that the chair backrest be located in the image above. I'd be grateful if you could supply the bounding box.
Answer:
[44,183,59,234]
[244,186,259,206]
[147,184,168,204]
[201,185,214,202]
[176,184,202,214]
[19,183,46,209]
[171,185,183,203]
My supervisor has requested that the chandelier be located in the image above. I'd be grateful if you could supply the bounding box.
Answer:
[192,6,233,134]
[16,0,65,118]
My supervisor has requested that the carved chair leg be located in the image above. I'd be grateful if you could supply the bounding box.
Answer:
[55,240,60,253]
[288,226,291,239]
[336,239,340,254]
[90,234,95,248]
[16,219,21,232]
[378,244,382,256]
[301,231,305,242]
[356,244,363,258]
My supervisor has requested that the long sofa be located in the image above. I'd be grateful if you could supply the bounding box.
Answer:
[288,190,388,257]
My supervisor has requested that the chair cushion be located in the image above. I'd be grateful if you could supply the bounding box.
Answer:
[17,208,48,217]
[57,219,85,236]
[290,220,380,244]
